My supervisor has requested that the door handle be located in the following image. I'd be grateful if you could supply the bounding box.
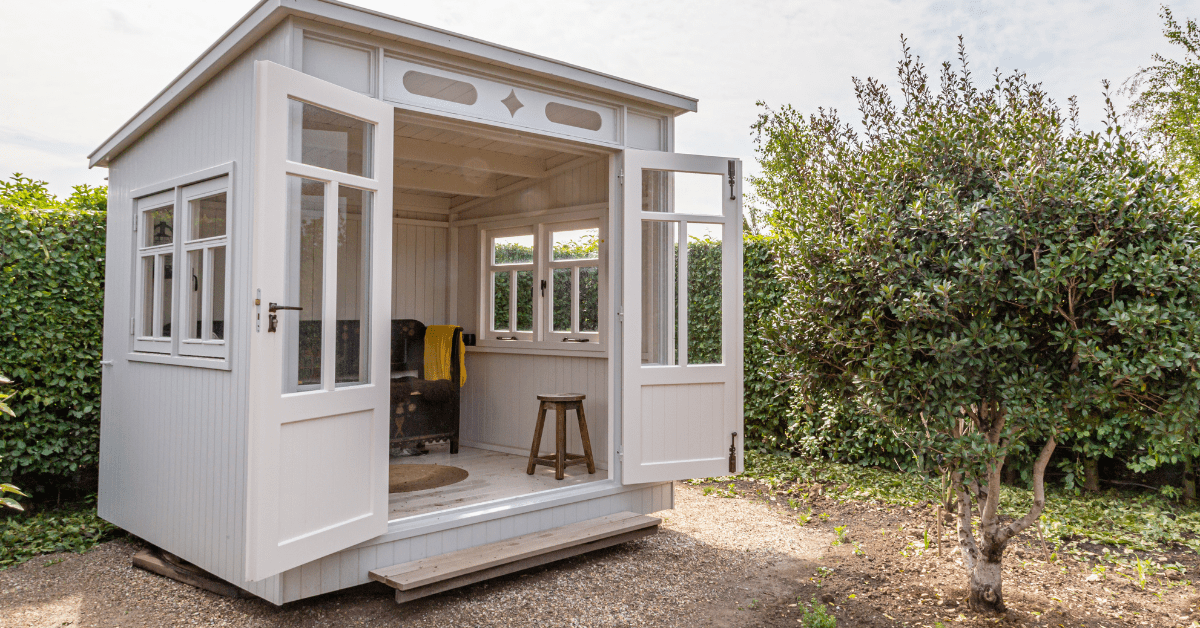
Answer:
[267,303,303,333]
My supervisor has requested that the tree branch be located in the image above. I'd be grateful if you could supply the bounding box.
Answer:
[998,436,1057,544]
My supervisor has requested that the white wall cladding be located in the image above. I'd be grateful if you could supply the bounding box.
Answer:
[98,24,293,603]
[391,222,448,324]
[461,352,608,466]
[278,481,671,602]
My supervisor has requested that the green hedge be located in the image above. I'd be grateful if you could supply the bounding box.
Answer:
[0,176,106,486]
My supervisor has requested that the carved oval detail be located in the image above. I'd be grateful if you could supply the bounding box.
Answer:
[545,102,603,132]
[402,70,478,105]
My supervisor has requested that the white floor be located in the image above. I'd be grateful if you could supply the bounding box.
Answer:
[388,443,608,520]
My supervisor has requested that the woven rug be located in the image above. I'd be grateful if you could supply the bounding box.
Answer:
[388,463,469,493]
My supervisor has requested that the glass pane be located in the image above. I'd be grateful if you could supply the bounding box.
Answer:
[687,223,723,365]
[492,271,511,332]
[144,205,174,247]
[141,256,155,336]
[579,266,599,333]
[286,176,325,391]
[160,253,173,338]
[336,186,371,387]
[641,220,678,365]
[642,170,724,215]
[211,246,226,341]
[552,267,572,332]
[288,99,373,177]
[493,234,534,265]
[551,228,599,261]
[189,192,226,240]
[186,249,204,340]
[516,270,534,332]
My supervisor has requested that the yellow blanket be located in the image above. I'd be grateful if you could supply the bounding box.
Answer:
[424,325,466,387]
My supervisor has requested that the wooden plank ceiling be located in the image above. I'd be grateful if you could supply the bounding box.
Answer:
[393,116,599,216]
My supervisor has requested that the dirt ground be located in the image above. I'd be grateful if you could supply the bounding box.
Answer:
[1,482,1196,627]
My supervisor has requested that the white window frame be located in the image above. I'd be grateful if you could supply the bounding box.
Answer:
[545,218,602,346]
[477,210,606,353]
[129,164,233,366]
[179,178,231,358]
[133,190,176,355]
[483,225,537,343]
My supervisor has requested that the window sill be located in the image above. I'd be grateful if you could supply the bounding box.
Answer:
[126,352,231,371]
[466,344,607,359]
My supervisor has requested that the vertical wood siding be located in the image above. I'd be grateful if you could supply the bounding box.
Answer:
[98,25,292,604]
[391,222,448,324]
[278,482,672,603]
[461,352,608,467]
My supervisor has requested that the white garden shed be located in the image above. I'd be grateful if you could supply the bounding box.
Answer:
[92,0,743,604]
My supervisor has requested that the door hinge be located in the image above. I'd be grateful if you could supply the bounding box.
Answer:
[728,160,737,200]
[729,432,739,473]
[617,306,624,323]
[617,446,624,462]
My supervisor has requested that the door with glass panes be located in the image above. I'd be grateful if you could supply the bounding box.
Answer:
[621,150,743,484]
[245,61,393,581]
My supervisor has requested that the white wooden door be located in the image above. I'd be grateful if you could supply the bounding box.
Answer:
[621,149,744,484]
[246,61,393,581]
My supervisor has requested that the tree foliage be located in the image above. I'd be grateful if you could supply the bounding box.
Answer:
[754,40,1200,611]
[0,175,107,486]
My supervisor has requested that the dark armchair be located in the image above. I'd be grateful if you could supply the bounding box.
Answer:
[390,319,462,454]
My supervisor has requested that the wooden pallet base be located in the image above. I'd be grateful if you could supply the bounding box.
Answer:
[370,511,660,604]
[132,547,249,598]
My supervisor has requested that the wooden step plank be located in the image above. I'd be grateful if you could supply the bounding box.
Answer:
[369,511,658,590]
[370,511,644,582]
[384,512,655,589]
[393,526,657,605]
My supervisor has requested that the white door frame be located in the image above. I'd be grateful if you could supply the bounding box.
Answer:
[246,61,394,581]
[620,149,744,484]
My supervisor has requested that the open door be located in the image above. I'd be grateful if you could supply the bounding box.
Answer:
[246,61,393,581]
[620,149,744,484]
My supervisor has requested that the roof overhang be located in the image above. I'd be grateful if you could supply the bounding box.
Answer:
[88,0,699,168]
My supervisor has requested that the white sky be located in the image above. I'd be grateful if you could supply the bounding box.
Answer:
[1,0,1196,198]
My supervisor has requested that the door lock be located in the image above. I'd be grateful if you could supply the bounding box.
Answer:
[266,303,303,333]
[729,432,738,473]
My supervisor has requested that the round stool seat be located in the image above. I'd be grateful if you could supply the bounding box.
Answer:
[536,393,585,402]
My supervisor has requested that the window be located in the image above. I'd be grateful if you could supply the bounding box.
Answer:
[133,174,231,360]
[480,217,604,350]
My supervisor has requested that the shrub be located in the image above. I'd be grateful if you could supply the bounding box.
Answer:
[0,175,106,489]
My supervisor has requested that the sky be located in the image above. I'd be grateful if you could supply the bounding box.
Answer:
[1,0,1197,198]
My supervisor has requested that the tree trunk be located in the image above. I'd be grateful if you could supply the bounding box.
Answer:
[1083,457,1100,493]
[1185,455,1196,505]
[968,555,1004,611]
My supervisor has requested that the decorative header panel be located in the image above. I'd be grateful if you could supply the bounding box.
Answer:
[382,56,619,145]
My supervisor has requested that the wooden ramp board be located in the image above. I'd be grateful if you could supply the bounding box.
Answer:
[370,511,660,604]
[132,548,249,598]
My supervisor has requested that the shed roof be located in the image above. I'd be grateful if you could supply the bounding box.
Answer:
[89,0,699,168]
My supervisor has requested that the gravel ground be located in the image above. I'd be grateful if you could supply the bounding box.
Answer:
[0,484,831,628]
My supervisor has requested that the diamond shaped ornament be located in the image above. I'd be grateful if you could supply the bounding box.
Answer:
[501,89,524,117]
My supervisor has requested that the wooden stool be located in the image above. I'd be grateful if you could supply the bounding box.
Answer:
[526,393,596,480]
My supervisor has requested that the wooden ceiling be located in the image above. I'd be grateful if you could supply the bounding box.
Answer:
[392,114,604,216]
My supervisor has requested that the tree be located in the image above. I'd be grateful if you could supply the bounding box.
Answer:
[754,40,1200,612]
[1126,6,1200,207]
[1124,5,1200,503]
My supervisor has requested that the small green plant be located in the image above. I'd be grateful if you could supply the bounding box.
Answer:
[923,528,930,549]
[703,487,715,496]
[749,598,759,609]
[818,512,831,522]
[797,508,813,526]
[788,497,802,510]
[832,525,849,546]
[800,596,837,628]
[852,542,865,556]
[1091,564,1107,580]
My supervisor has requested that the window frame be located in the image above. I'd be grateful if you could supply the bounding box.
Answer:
[477,211,606,353]
[178,177,231,358]
[545,218,602,345]
[129,164,234,367]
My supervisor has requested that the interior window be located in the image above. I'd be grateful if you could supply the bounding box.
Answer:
[481,219,603,349]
